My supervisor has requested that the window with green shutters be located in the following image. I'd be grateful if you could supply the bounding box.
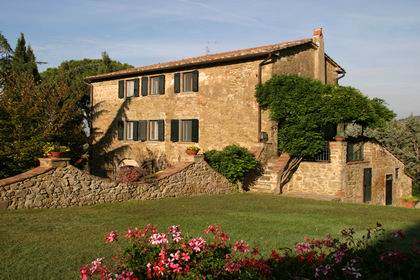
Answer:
[174,70,199,93]
[150,75,165,95]
[171,119,199,143]
[118,79,139,98]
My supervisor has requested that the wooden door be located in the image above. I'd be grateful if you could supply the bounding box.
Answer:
[385,174,393,206]
[363,168,372,203]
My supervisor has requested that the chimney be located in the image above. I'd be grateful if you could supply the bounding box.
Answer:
[313,27,326,84]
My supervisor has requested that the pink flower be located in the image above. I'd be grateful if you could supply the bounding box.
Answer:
[295,242,312,254]
[105,231,118,243]
[90,258,104,274]
[169,263,182,273]
[188,237,206,252]
[233,240,250,253]
[79,267,89,280]
[116,271,138,280]
[181,252,190,262]
[168,225,183,243]
[150,233,168,246]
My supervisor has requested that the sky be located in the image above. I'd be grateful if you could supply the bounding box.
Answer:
[1,0,419,118]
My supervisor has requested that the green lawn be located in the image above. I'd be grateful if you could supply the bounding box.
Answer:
[1,193,419,279]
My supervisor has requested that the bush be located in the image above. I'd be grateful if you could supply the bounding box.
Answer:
[80,223,420,280]
[204,145,258,183]
[116,166,148,183]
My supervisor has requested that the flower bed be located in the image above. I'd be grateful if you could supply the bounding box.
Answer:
[80,224,420,279]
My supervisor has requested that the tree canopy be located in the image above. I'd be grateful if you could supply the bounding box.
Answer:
[256,74,395,158]
[0,33,133,178]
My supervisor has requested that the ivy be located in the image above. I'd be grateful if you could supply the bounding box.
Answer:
[256,75,395,158]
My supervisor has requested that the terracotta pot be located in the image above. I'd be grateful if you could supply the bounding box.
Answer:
[400,200,417,208]
[335,136,345,141]
[49,151,65,158]
[185,149,199,156]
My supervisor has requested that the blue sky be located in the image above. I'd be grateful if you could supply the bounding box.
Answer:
[1,0,419,118]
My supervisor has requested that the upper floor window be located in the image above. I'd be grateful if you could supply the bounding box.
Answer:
[150,76,165,95]
[117,119,164,142]
[347,142,364,161]
[126,80,136,98]
[118,79,139,99]
[174,70,199,93]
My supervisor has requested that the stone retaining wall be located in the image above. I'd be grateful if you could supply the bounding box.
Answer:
[0,156,235,209]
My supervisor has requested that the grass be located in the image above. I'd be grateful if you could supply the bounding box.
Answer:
[1,193,419,279]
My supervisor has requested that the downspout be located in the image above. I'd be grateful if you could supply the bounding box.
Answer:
[337,70,346,82]
[257,53,274,142]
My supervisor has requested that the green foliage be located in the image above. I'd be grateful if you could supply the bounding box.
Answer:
[367,116,420,195]
[0,33,133,178]
[204,145,258,183]
[256,75,395,158]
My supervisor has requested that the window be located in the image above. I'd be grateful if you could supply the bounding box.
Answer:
[149,120,159,141]
[150,77,160,95]
[180,120,193,142]
[182,72,193,92]
[118,79,139,99]
[126,121,135,140]
[174,71,199,93]
[170,119,199,142]
[347,142,364,161]
[126,80,135,97]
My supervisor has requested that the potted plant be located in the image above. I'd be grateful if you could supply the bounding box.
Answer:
[185,145,200,156]
[43,142,70,158]
[400,195,419,208]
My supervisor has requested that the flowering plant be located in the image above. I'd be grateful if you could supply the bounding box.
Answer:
[80,223,420,279]
[186,145,200,152]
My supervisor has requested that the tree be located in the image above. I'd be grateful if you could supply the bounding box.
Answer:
[0,32,133,178]
[367,116,420,195]
[256,74,395,191]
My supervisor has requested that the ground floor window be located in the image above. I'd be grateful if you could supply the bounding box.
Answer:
[148,120,159,141]
[170,119,199,143]
[126,121,135,140]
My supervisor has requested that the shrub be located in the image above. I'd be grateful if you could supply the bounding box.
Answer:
[116,166,148,183]
[204,145,258,183]
[80,223,420,280]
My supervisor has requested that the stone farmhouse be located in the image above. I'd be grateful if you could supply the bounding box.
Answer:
[86,28,412,206]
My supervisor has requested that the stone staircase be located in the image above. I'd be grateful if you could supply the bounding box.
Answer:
[251,153,290,194]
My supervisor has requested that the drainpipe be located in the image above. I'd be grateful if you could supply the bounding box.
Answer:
[337,70,346,82]
[257,54,273,142]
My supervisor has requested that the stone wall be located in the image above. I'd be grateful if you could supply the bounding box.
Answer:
[283,141,346,197]
[0,156,235,209]
[344,142,412,206]
[282,140,413,206]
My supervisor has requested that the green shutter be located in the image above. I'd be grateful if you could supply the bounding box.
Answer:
[174,73,180,93]
[171,120,179,142]
[138,120,147,141]
[118,80,125,99]
[117,121,124,140]
[159,75,165,95]
[133,121,139,140]
[158,120,165,141]
[141,77,148,96]
[191,119,199,142]
[133,79,139,97]
[192,70,199,92]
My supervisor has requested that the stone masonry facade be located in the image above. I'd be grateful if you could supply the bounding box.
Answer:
[282,140,412,206]
[88,28,344,177]
[0,156,235,210]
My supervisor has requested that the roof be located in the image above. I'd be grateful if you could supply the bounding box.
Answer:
[87,37,344,82]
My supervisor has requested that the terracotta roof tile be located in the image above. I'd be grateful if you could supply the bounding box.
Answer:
[87,38,315,81]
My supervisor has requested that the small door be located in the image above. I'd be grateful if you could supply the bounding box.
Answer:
[363,168,372,203]
[385,174,393,206]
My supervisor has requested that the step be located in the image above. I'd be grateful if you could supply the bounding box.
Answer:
[250,187,274,193]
